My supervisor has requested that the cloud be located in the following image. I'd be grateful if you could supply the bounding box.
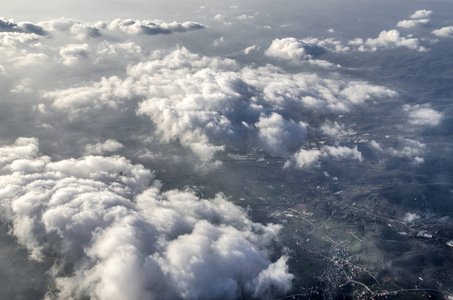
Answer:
[214,14,228,21]
[267,32,428,57]
[42,47,395,162]
[265,37,327,60]
[0,17,23,32]
[320,121,354,140]
[95,41,146,64]
[0,17,47,35]
[370,138,425,164]
[70,23,101,40]
[403,104,443,126]
[36,17,204,40]
[213,14,231,26]
[403,212,420,222]
[244,44,261,54]
[300,37,350,53]
[84,139,124,155]
[10,52,49,67]
[348,30,428,52]
[432,26,453,38]
[0,137,293,300]
[256,113,307,155]
[109,18,205,35]
[44,75,132,113]
[38,17,78,32]
[285,145,362,169]
[0,32,41,49]
[59,43,90,66]
[212,36,225,46]
[410,10,433,19]
[396,19,430,29]
[264,37,346,68]
[237,14,255,20]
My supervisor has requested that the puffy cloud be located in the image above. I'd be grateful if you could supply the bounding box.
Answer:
[323,145,363,162]
[109,18,205,35]
[403,104,443,126]
[0,138,293,299]
[300,37,350,53]
[432,26,453,38]
[37,18,101,40]
[70,23,101,40]
[267,32,429,57]
[213,14,231,26]
[256,113,307,155]
[265,37,327,60]
[0,17,46,35]
[94,41,146,64]
[43,47,395,162]
[84,139,124,155]
[410,9,433,19]
[10,52,49,67]
[0,32,41,48]
[403,212,421,222]
[214,14,228,21]
[370,138,425,164]
[212,36,225,46]
[348,30,428,52]
[38,17,77,32]
[285,149,322,169]
[237,14,255,20]
[59,43,90,66]
[244,44,261,54]
[37,17,204,40]
[44,75,132,113]
[396,19,430,28]
[320,121,354,140]
[285,145,362,169]
[0,17,23,32]
[0,137,40,168]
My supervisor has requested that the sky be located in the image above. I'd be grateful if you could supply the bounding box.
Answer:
[1,0,453,299]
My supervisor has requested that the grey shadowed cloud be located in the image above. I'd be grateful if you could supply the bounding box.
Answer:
[108,18,205,35]
[0,17,47,35]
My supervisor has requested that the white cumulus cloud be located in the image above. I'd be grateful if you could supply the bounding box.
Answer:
[265,37,327,60]
[397,19,430,28]
[285,145,362,169]
[403,104,443,126]
[370,138,426,164]
[410,9,433,19]
[42,47,395,162]
[432,26,453,38]
[348,30,428,52]
[0,137,293,300]
[59,43,90,66]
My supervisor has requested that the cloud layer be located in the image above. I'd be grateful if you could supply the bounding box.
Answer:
[0,138,292,300]
[42,46,395,164]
